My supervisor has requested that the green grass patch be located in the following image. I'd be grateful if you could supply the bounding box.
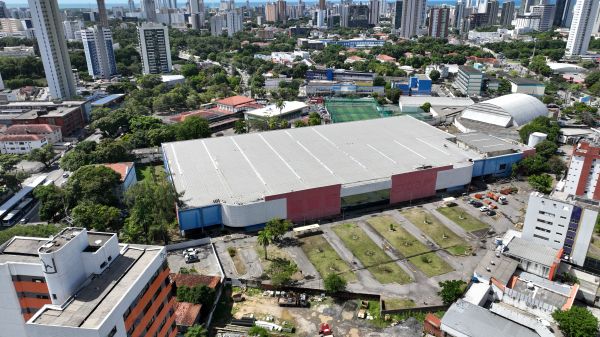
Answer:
[332,223,411,285]
[400,208,471,256]
[382,298,415,311]
[367,216,453,276]
[437,206,489,232]
[367,216,429,256]
[366,299,441,328]
[135,164,163,181]
[408,252,453,277]
[299,235,357,283]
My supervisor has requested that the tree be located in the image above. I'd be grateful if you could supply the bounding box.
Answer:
[308,112,322,126]
[265,218,291,241]
[257,229,272,260]
[0,153,20,172]
[180,63,200,77]
[498,79,511,94]
[0,224,62,246]
[64,165,121,207]
[548,156,567,176]
[177,285,216,305]
[517,154,549,176]
[275,99,285,116]
[33,185,66,222]
[552,306,598,337]
[176,116,212,141]
[234,120,248,134]
[123,170,179,244]
[185,325,208,337]
[28,144,55,168]
[528,174,553,194]
[71,201,122,231]
[429,70,441,82]
[373,76,386,86]
[324,273,347,293]
[535,140,558,159]
[420,102,432,112]
[137,74,162,89]
[438,280,466,305]
[248,326,269,337]
[294,120,307,128]
[528,55,552,77]
[267,258,298,286]
[519,116,560,143]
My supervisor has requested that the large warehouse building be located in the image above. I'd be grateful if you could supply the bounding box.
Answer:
[163,116,533,231]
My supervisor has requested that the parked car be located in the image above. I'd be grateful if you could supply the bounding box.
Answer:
[184,252,199,263]
[472,201,483,208]
[479,206,489,212]
[487,210,496,216]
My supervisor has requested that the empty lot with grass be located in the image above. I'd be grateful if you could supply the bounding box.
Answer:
[400,208,471,256]
[332,223,411,284]
[408,252,453,277]
[299,235,357,283]
[437,206,489,232]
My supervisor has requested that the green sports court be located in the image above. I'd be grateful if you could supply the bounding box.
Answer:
[325,98,395,123]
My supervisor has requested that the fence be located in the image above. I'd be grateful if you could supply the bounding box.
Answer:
[165,237,212,251]
[380,302,449,316]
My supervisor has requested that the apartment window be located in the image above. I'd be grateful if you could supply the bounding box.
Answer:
[52,294,57,300]
[499,164,507,170]
[533,234,549,241]
[107,327,117,337]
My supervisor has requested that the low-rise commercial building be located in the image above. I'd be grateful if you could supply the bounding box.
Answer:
[304,80,384,96]
[455,65,483,96]
[0,134,48,154]
[0,227,175,337]
[392,74,432,96]
[4,124,62,144]
[305,68,376,83]
[0,101,87,136]
[562,141,600,200]
[508,78,545,97]
[243,101,308,121]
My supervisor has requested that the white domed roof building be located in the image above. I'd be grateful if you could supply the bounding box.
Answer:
[454,93,549,140]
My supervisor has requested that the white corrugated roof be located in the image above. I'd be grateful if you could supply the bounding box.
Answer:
[460,93,548,127]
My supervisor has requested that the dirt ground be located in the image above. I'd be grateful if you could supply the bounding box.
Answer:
[232,292,422,337]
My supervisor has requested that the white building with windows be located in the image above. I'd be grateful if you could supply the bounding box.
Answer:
[62,20,83,40]
[565,0,600,57]
[81,26,117,79]
[0,134,48,154]
[138,23,172,74]
[0,228,175,337]
[522,192,599,266]
[28,0,76,100]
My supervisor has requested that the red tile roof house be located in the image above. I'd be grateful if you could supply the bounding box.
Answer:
[101,162,137,192]
[170,274,222,333]
[4,124,62,144]
[169,96,264,132]
[376,54,397,63]
[0,134,48,154]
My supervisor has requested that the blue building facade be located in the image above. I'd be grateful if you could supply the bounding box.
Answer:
[392,75,432,95]
[471,152,524,178]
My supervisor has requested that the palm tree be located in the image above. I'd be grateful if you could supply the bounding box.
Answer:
[257,230,273,260]
[275,99,285,115]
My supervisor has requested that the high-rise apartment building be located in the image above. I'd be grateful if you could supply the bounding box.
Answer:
[500,1,515,27]
[530,4,555,32]
[138,23,172,74]
[428,6,450,38]
[210,9,243,37]
[369,0,379,25]
[189,0,205,29]
[97,0,108,26]
[393,0,403,30]
[566,0,600,57]
[277,0,287,23]
[522,192,598,266]
[63,20,84,40]
[81,26,117,79]
[563,141,600,200]
[485,0,499,25]
[129,0,136,12]
[143,0,158,22]
[28,0,76,100]
[265,2,277,22]
[399,0,424,38]
[0,227,175,337]
[554,0,567,26]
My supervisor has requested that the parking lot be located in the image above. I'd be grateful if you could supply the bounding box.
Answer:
[213,180,532,307]
[167,243,222,276]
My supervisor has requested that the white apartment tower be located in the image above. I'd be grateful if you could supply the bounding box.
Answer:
[28,0,76,100]
[522,192,598,266]
[0,228,175,337]
[138,23,172,74]
[143,0,158,22]
[565,0,600,57]
[81,27,117,79]
[62,20,83,40]
[189,0,206,29]
[369,0,379,25]
[399,0,424,38]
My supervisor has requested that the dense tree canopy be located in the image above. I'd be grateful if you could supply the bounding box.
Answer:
[552,306,598,337]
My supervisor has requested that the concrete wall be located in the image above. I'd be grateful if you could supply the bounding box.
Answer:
[221,199,286,228]
[435,164,473,191]
[265,184,341,223]
[390,166,450,204]
[178,204,222,231]
[472,153,523,177]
